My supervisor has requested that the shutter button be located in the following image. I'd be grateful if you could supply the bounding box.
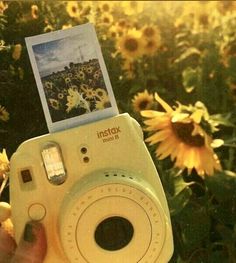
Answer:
[28,203,46,221]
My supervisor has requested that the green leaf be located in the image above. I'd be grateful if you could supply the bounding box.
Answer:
[182,66,202,93]
[175,204,211,254]
[168,188,192,216]
[210,113,235,127]
[208,251,229,263]
[174,175,194,196]
[205,170,236,202]
[216,224,234,244]
[174,48,201,64]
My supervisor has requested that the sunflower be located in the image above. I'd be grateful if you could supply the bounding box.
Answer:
[0,149,9,179]
[80,85,96,100]
[99,12,114,27]
[97,1,114,13]
[220,40,236,67]
[141,25,161,56]
[80,1,92,17]
[141,94,222,176]
[62,23,72,30]
[175,2,218,32]
[31,4,39,19]
[0,106,9,122]
[66,88,90,113]
[122,59,135,79]
[77,70,85,81]
[12,44,22,60]
[114,19,133,37]
[93,69,102,80]
[95,88,107,100]
[44,81,53,89]
[121,1,144,16]
[143,39,160,56]
[95,95,111,110]
[49,98,60,110]
[58,93,64,100]
[132,90,154,112]
[85,65,94,74]
[108,25,119,39]
[44,24,54,33]
[141,24,161,40]
[216,1,236,15]
[0,1,8,14]
[116,29,144,60]
[66,1,80,18]
[227,77,236,101]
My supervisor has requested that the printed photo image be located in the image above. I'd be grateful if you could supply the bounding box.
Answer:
[25,23,118,132]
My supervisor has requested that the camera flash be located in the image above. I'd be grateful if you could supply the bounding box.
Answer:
[41,142,66,185]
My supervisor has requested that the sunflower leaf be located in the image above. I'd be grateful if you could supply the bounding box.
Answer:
[168,188,192,216]
[174,176,195,196]
[182,66,202,94]
[174,47,201,64]
[174,204,211,255]
[210,113,235,127]
[205,170,236,202]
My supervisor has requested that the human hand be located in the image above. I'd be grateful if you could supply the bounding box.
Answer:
[0,203,47,263]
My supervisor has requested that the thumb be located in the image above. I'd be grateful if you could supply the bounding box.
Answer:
[11,221,47,263]
[0,226,16,263]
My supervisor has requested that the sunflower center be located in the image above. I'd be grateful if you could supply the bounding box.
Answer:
[139,100,149,110]
[199,14,209,26]
[143,27,155,38]
[124,38,138,52]
[103,17,110,24]
[102,4,110,12]
[228,44,236,56]
[171,122,205,147]
[146,40,155,49]
[72,6,77,14]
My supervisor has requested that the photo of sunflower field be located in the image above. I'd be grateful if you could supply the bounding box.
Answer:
[0,1,236,262]
[41,58,111,122]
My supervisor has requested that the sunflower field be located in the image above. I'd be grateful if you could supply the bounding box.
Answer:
[1,1,236,262]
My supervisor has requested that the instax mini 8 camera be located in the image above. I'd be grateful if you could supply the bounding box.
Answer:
[10,113,173,262]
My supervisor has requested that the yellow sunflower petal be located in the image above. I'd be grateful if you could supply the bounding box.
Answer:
[199,147,215,175]
[141,110,164,118]
[143,116,170,131]
[171,112,189,123]
[146,129,172,145]
[156,138,177,159]
[183,147,198,170]
[154,93,173,113]
[174,143,189,168]
[211,139,224,148]
[190,109,204,123]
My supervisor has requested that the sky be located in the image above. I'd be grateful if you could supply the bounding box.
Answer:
[32,33,97,77]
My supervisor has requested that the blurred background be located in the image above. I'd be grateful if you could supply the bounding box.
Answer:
[0,1,236,262]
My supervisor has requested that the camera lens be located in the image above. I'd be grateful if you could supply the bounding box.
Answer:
[94,216,134,251]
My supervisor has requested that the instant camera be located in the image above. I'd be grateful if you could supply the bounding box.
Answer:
[10,23,173,262]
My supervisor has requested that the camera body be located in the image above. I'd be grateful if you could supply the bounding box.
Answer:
[10,113,173,262]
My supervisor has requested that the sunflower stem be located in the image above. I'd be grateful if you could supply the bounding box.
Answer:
[224,128,236,170]
[222,143,236,148]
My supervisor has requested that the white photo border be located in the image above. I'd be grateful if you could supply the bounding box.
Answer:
[25,23,119,133]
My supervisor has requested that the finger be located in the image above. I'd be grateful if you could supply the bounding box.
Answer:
[11,221,47,263]
[0,226,16,263]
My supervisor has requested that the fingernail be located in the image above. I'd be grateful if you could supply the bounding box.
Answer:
[23,223,36,243]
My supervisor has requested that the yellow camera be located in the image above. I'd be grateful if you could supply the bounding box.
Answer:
[10,113,173,262]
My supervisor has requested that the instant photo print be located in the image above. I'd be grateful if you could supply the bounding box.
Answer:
[10,23,174,262]
[25,23,118,132]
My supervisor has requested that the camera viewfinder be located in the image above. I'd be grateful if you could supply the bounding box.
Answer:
[41,142,67,185]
